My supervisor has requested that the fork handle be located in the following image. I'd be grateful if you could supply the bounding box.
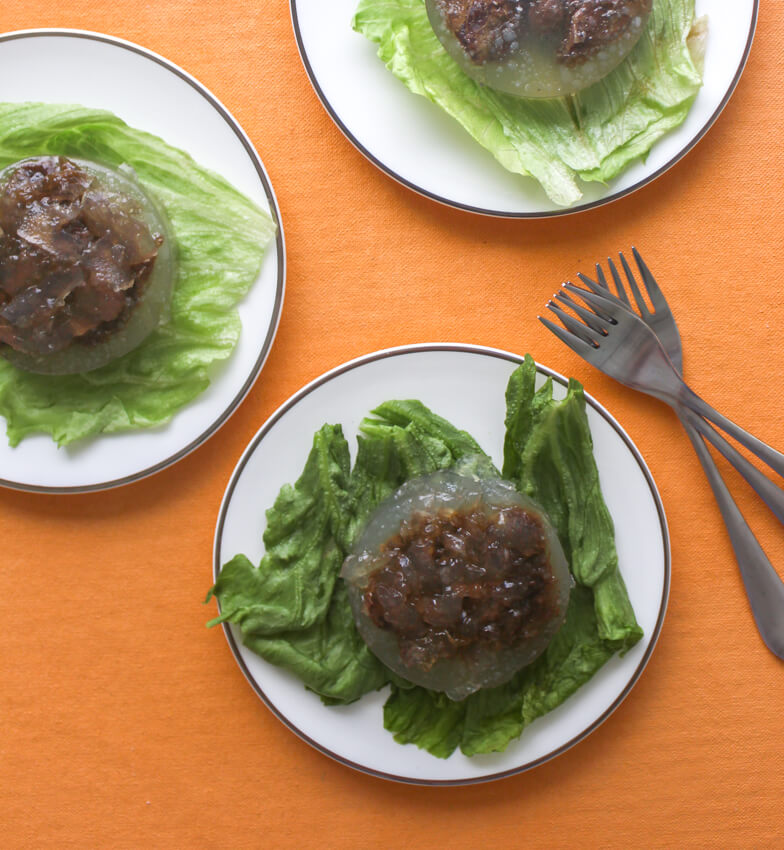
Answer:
[680,407,784,525]
[680,414,784,659]
[678,386,784,479]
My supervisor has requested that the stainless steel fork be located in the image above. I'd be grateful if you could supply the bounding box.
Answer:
[543,286,784,475]
[540,258,784,659]
[577,251,784,526]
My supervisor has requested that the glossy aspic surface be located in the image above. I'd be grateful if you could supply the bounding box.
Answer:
[342,463,572,700]
[0,155,174,374]
[426,0,652,97]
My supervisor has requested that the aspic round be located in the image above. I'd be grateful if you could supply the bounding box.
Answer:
[0,155,175,375]
[341,461,573,701]
[426,0,653,98]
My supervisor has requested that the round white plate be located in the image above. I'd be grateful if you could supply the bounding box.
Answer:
[214,345,670,785]
[0,30,285,493]
[291,0,758,217]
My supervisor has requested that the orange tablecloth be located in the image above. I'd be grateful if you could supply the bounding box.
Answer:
[1,3,782,848]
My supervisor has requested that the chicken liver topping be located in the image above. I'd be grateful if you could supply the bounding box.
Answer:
[436,0,526,64]
[363,503,562,672]
[0,156,162,358]
[435,0,651,65]
[559,0,653,66]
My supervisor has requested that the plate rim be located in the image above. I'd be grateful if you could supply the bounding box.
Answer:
[289,0,759,219]
[212,342,671,785]
[0,28,286,494]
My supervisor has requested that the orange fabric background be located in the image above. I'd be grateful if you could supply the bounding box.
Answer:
[1,2,783,848]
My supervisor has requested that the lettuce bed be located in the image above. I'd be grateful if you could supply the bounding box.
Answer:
[352,0,704,206]
[0,103,276,446]
[209,357,643,758]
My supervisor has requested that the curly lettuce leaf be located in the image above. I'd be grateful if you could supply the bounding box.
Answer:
[352,0,703,206]
[0,103,275,446]
[209,403,476,702]
[384,685,467,759]
[457,585,614,755]
[506,362,642,649]
[241,582,392,705]
[208,425,352,635]
[385,356,642,756]
[209,427,392,704]
[209,357,643,756]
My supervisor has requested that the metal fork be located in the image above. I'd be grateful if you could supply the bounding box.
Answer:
[540,258,784,659]
[578,251,784,526]
[543,285,784,475]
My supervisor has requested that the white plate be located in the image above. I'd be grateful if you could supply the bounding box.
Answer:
[291,0,758,217]
[214,345,670,785]
[0,30,285,492]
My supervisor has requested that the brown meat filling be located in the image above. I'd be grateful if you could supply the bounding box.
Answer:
[436,0,525,64]
[435,0,652,66]
[560,0,653,65]
[363,504,561,671]
[0,157,162,357]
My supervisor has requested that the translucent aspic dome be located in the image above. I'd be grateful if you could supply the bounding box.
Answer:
[0,156,175,375]
[426,0,653,99]
[341,458,573,701]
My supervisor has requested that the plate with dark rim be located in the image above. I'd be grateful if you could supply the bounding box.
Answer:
[213,344,669,785]
[0,29,285,493]
[291,0,758,217]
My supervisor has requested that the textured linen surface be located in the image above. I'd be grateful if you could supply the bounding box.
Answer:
[0,2,782,849]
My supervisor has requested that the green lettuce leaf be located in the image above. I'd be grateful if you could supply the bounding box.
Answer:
[457,585,614,755]
[209,401,476,702]
[240,582,392,705]
[352,0,703,206]
[209,357,643,756]
[507,361,642,650]
[208,425,352,635]
[384,356,642,756]
[384,685,467,759]
[0,102,275,446]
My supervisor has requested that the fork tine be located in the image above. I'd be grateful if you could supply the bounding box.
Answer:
[545,299,604,346]
[539,315,598,356]
[576,271,601,291]
[631,247,669,315]
[575,272,623,322]
[619,252,652,317]
[555,289,608,334]
[595,263,609,290]
[576,271,623,304]
[561,281,623,320]
[606,257,632,309]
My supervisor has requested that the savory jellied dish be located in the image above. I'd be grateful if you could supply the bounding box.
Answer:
[341,461,572,700]
[0,155,174,375]
[426,0,653,98]
[210,359,643,758]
